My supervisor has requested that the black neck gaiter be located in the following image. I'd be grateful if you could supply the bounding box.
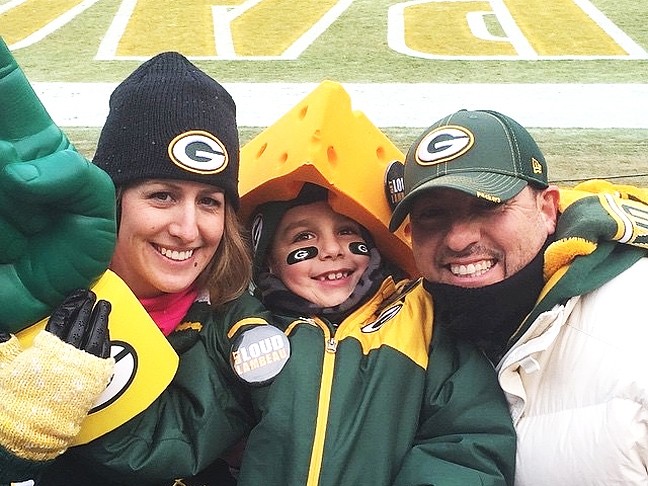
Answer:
[423,240,550,364]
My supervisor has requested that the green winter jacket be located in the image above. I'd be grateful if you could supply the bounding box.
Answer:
[30,290,270,486]
[33,275,515,485]
[237,276,516,485]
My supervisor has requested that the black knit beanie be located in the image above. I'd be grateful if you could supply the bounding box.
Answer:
[93,52,240,208]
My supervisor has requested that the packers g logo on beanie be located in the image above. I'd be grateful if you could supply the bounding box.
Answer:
[168,130,229,174]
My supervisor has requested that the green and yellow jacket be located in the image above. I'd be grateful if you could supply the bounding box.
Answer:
[33,273,515,486]
[29,290,269,486]
[237,275,516,486]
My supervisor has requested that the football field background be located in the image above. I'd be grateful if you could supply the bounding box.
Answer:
[2,0,647,185]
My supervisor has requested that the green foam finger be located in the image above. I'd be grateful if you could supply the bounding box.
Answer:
[3,151,115,218]
[0,37,70,164]
[0,218,25,263]
[0,37,116,333]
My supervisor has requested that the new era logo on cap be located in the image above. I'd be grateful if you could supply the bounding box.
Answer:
[389,109,549,231]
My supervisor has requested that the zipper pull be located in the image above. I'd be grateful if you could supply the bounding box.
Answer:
[325,337,338,353]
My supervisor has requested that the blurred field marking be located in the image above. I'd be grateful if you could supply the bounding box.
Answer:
[10,0,642,60]
[33,82,648,129]
[572,0,646,56]
[2,0,100,50]
[97,0,135,59]
[97,0,353,60]
[103,0,221,57]
[388,0,648,59]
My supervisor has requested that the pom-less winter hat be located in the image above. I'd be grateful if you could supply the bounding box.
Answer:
[389,109,548,231]
[250,183,329,278]
[93,51,240,208]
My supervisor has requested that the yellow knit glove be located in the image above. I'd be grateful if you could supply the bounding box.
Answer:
[0,330,114,461]
[0,334,22,375]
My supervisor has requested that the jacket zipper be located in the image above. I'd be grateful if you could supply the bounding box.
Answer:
[306,318,338,486]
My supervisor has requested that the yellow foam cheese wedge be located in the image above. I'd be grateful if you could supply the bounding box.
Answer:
[240,80,418,277]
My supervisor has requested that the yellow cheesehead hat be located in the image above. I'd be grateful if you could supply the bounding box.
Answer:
[239,81,418,278]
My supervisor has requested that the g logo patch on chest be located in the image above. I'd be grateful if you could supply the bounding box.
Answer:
[361,303,403,333]
[168,130,229,174]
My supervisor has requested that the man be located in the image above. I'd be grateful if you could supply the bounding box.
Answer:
[390,109,648,486]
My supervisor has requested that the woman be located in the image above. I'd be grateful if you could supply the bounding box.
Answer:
[2,51,270,485]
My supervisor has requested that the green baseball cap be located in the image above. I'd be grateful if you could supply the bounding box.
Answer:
[389,109,548,231]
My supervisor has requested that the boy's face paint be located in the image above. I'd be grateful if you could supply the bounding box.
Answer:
[286,242,368,265]
[349,241,370,256]
[286,246,318,265]
[269,201,371,308]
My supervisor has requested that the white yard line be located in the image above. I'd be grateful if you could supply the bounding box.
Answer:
[6,0,103,50]
[33,82,648,129]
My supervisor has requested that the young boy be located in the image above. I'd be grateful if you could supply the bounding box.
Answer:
[237,181,516,485]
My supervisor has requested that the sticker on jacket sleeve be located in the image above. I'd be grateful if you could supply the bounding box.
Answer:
[230,325,290,385]
[361,303,403,333]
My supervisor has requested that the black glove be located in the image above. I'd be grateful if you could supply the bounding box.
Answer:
[45,289,111,359]
[0,291,115,469]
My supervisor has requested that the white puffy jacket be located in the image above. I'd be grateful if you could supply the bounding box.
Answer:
[498,257,648,486]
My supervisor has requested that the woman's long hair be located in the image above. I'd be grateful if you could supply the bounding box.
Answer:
[201,202,253,307]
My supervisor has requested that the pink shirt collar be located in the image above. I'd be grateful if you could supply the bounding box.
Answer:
[139,286,200,336]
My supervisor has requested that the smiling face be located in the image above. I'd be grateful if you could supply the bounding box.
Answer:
[110,179,225,298]
[268,201,371,307]
[408,186,559,288]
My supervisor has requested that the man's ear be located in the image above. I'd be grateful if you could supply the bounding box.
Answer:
[539,185,561,235]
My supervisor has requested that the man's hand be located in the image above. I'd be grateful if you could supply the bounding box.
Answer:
[0,37,116,333]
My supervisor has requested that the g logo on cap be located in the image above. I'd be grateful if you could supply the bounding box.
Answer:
[415,126,474,166]
[168,130,229,174]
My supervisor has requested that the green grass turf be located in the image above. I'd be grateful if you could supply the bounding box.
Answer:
[10,0,648,83]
